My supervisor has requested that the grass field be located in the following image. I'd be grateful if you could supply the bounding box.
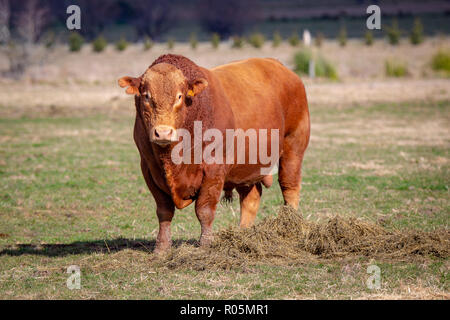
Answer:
[0,92,448,299]
[0,34,449,299]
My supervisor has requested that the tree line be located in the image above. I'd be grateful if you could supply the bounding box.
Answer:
[0,0,259,45]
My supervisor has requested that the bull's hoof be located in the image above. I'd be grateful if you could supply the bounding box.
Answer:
[154,241,172,254]
[199,234,213,247]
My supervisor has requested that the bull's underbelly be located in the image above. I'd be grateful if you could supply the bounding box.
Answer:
[225,163,275,186]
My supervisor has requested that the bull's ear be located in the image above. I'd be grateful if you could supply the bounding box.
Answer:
[188,78,208,97]
[118,76,141,95]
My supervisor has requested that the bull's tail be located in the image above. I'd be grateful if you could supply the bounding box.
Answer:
[221,188,234,205]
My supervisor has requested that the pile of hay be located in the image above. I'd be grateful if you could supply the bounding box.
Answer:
[162,206,449,270]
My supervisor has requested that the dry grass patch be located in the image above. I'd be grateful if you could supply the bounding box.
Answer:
[162,206,449,271]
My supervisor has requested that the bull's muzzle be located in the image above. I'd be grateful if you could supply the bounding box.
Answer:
[151,125,178,145]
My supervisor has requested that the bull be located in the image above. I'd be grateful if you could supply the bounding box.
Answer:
[118,54,310,252]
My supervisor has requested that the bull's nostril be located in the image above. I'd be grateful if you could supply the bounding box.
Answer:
[153,126,175,142]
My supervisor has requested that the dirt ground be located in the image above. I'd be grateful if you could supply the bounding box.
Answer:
[1,37,448,80]
[1,77,449,113]
[1,38,449,111]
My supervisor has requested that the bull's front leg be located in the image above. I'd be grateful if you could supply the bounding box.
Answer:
[155,204,175,253]
[195,174,224,246]
[140,159,175,253]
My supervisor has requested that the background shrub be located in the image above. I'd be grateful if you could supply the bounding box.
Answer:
[248,32,265,48]
[167,37,175,50]
[294,49,311,74]
[385,59,408,77]
[272,31,282,47]
[211,33,220,49]
[386,19,401,45]
[115,37,128,51]
[288,31,300,47]
[68,32,84,52]
[143,36,153,51]
[364,31,374,46]
[92,36,107,53]
[431,49,450,74]
[410,18,424,45]
[294,48,338,80]
[315,32,324,47]
[189,33,198,49]
[231,36,244,48]
[338,27,347,46]
[315,56,338,79]
[44,31,56,49]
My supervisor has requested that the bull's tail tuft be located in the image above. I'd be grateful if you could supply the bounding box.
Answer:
[221,188,234,205]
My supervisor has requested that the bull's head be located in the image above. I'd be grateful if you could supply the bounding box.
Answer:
[118,63,208,146]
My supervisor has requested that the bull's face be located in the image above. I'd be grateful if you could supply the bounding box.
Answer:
[118,63,208,146]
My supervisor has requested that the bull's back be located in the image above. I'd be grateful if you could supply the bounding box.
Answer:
[211,58,309,186]
[211,58,307,133]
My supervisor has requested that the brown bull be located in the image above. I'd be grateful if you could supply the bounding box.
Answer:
[119,54,310,252]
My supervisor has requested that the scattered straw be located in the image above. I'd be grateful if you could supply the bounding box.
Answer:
[162,206,449,270]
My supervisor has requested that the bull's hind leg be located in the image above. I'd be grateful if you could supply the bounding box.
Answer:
[278,95,310,209]
[278,152,304,209]
[237,183,262,228]
[278,134,308,210]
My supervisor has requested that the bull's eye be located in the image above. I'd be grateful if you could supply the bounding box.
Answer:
[142,92,150,102]
[173,93,183,110]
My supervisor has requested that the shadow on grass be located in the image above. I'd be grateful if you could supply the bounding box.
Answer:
[0,238,198,257]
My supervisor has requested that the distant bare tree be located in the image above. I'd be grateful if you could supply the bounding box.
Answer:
[0,0,11,43]
[130,0,174,39]
[15,0,50,44]
[0,0,20,77]
[0,0,50,78]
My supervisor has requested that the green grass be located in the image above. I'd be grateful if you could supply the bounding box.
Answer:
[0,100,448,299]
